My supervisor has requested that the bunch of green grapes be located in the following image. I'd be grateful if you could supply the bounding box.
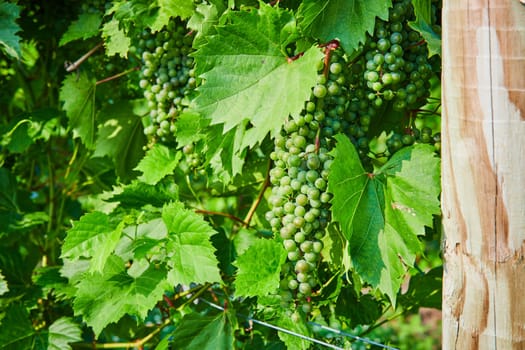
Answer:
[344,0,440,159]
[267,51,351,313]
[361,0,434,112]
[135,20,196,144]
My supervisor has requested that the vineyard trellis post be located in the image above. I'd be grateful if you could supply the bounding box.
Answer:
[442,0,525,348]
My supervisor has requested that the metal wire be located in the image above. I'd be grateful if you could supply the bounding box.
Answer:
[199,298,399,350]
[307,322,399,350]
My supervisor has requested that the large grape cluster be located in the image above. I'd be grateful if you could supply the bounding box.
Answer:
[268,0,440,315]
[362,0,433,112]
[267,51,350,312]
[135,20,196,144]
[344,0,439,158]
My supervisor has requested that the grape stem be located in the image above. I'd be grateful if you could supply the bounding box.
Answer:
[64,42,103,73]
[243,159,271,227]
[96,66,140,86]
[405,39,426,49]
[318,39,340,77]
[287,52,304,63]
[195,209,249,226]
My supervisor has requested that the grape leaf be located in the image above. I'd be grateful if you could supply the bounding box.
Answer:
[135,144,181,185]
[0,168,18,212]
[47,317,82,350]
[122,218,167,260]
[170,312,234,350]
[335,285,382,328]
[297,0,391,54]
[276,312,312,350]
[154,0,194,28]
[61,212,123,273]
[173,110,208,147]
[233,238,286,298]
[108,0,193,34]
[93,100,146,181]
[73,255,169,336]
[59,12,102,46]
[0,304,34,349]
[59,72,97,149]
[107,181,179,208]
[187,1,226,48]
[382,144,441,240]
[162,202,221,285]
[205,124,246,183]
[159,0,194,18]
[192,3,323,151]
[328,136,368,241]
[0,270,7,296]
[0,1,21,59]
[33,266,71,300]
[321,223,346,268]
[1,119,34,154]
[329,135,440,303]
[399,265,442,310]
[410,0,441,57]
[102,18,131,57]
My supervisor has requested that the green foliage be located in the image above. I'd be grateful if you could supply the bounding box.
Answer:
[135,144,181,185]
[0,1,21,58]
[47,317,83,350]
[61,211,123,273]
[73,256,170,335]
[298,0,392,53]
[193,3,323,151]
[329,135,440,303]
[59,13,103,46]
[0,304,34,349]
[59,72,97,148]
[233,238,287,298]
[162,202,222,285]
[0,0,443,349]
[93,100,147,181]
[102,18,131,57]
[168,312,235,350]
[410,0,441,57]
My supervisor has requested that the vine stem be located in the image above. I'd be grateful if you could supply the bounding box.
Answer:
[44,150,55,267]
[195,209,248,226]
[242,159,271,227]
[185,174,202,206]
[96,66,140,86]
[65,42,103,72]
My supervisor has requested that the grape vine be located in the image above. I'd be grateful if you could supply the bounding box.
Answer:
[0,0,443,349]
[135,19,196,144]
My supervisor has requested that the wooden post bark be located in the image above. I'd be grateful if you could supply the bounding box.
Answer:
[442,0,525,348]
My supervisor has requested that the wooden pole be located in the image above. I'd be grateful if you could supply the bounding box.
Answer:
[442,0,525,348]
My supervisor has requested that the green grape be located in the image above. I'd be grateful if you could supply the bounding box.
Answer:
[135,19,196,145]
[267,50,350,312]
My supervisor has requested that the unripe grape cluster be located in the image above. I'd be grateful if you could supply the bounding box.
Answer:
[267,51,351,312]
[344,0,440,159]
[269,0,440,315]
[135,20,196,144]
[361,0,433,112]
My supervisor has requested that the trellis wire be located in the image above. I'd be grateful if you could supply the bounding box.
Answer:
[307,322,399,350]
[199,298,399,350]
